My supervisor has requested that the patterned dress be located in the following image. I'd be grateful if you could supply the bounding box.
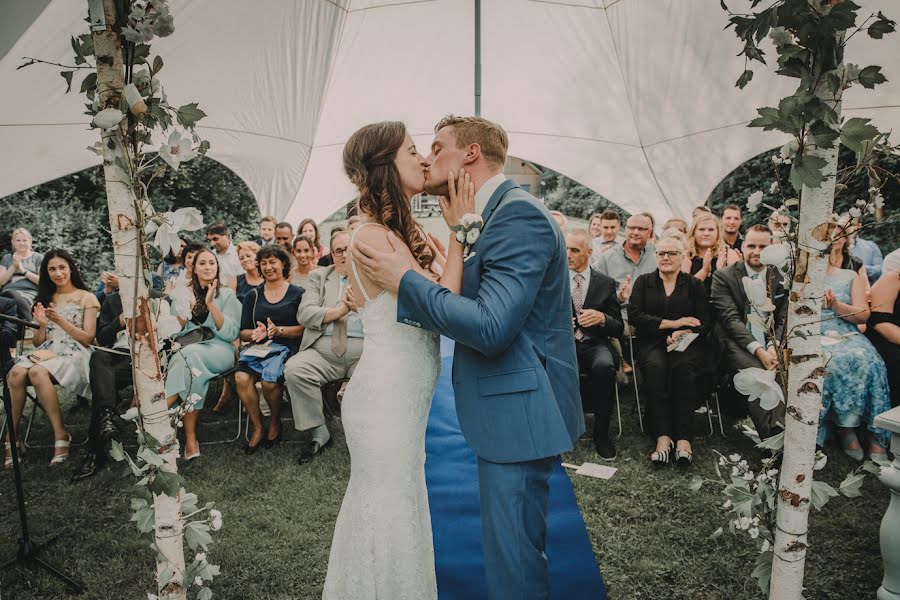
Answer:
[817,269,891,447]
[15,289,99,399]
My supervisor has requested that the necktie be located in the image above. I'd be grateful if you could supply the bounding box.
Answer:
[748,271,766,346]
[572,273,585,341]
[332,278,348,357]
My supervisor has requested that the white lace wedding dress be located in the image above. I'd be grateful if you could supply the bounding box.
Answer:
[322,226,441,600]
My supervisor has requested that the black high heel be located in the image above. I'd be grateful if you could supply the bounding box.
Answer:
[650,440,674,467]
[262,430,282,449]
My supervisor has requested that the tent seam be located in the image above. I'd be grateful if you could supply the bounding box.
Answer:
[600,0,675,215]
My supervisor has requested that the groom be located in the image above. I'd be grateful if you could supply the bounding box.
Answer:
[353,115,584,599]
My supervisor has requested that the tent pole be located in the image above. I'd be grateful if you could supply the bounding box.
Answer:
[474,0,481,116]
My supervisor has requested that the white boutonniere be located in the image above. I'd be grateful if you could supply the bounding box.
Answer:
[451,213,483,253]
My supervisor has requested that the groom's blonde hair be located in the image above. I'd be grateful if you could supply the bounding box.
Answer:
[434,115,508,169]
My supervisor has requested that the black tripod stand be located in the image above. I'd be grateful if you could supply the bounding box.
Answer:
[0,311,84,594]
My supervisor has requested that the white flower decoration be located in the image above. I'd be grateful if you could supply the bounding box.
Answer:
[188,393,202,405]
[196,552,206,562]
[466,229,479,245]
[194,576,203,587]
[158,129,198,171]
[761,539,771,553]
[814,450,827,471]
[747,191,764,211]
[729,453,742,462]
[460,213,482,228]
[93,108,125,130]
[455,230,466,243]
[779,139,799,162]
[122,407,140,421]
[169,278,193,320]
[734,367,785,411]
[848,206,861,219]
[722,500,732,509]
[742,276,776,312]
[145,206,205,258]
[190,367,202,378]
[156,301,181,339]
[769,181,778,193]
[748,527,760,539]
[760,244,790,269]
[209,509,223,531]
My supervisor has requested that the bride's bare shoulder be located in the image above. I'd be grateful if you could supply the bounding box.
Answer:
[352,223,395,252]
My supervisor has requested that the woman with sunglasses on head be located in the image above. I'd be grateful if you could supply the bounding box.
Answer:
[628,236,711,468]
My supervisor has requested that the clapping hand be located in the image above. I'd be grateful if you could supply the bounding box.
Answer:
[205,279,218,307]
[617,275,632,303]
[715,246,728,270]
[46,302,62,324]
[101,271,120,293]
[823,288,837,308]
[266,317,278,339]
[33,303,48,328]
[439,169,476,230]
[702,248,714,271]
[251,320,268,343]
[342,283,358,312]
[12,255,22,273]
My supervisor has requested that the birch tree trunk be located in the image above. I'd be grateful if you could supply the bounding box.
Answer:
[91,1,186,597]
[769,53,844,600]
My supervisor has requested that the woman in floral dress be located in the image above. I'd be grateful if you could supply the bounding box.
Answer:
[4,250,98,467]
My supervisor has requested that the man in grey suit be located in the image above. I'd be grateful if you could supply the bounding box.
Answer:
[710,224,787,440]
[284,230,362,463]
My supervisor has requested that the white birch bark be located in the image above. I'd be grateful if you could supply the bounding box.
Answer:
[768,57,844,600]
[91,1,186,597]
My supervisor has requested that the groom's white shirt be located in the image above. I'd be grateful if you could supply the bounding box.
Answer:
[474,173,508,214]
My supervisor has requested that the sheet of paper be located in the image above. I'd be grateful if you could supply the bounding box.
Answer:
[667,331,699,353]
[563,462,617,479]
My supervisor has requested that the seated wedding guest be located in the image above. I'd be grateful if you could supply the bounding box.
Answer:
[0,228,43,305]
[847,217,883,285]
[285,230,363,464]
[566,229,623,460]
[71,279,166,482]
[165,249,241,461]
[236,244,304,453]
[167,242,205,307]
[867,249,899,407]
[291,235,317,288]
[254,215,278,247]
[235,241,263,303]
[1,296,18,374]
[627,236,710,467]
[684,212,741,294]
[710,225,787,440]
[94,269,162,305]
[595,213,657,304]
[549,210,569,235]
[206,223,242,288]
[274,222,294,252]
[588,211,623,261]
[299,218,328,264]
[662,218,688,236]
[4,250,98,468]
[767,213,791,242]
[692,205,712,221]
[156,237,188,287]
[721,204,744,252]
[818,224,891,460]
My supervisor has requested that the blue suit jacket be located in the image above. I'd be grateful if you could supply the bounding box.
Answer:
[397,179,584,463]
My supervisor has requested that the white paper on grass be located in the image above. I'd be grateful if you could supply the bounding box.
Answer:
[562,462,617,480]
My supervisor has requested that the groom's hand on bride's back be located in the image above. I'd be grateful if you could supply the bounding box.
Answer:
[351,232,417,293]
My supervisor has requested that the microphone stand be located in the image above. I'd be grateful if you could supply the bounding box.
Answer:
[0,312,84,594]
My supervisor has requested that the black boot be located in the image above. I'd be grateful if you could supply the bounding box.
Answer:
[97,408,119,444]
[70,450,106,483]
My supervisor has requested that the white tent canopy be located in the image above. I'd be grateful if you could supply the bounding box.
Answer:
[1,0,898,223]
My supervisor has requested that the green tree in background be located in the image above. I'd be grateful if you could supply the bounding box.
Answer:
[0,157,260,284]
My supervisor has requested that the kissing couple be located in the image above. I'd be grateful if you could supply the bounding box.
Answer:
[321,115,584,600]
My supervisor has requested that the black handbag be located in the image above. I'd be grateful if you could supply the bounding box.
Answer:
[171,326,214,347]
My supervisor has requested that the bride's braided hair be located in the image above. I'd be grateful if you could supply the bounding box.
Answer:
[343,121,433,270]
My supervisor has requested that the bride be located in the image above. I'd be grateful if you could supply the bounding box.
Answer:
[322,121,474,599]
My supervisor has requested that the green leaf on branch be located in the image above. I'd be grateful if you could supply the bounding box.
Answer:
[809,121,839,148]
[80,72,97,96]
[741,39,766,64]
[177,103,207,128]
[755,430,784,452]
[185,521,213,551]
[752,550,774,594]
[790,154,827,190]
[151,55,164,76]
[198,588,213,600]
[133,44,151,63]
[137,446,165,467]
[736,69,753,89]
[838,472,866,498]
[858,65,887,89]
[840,117,880,153]
[78,33,94,57]
[868,13,896,39]
[810,480,838,511]
[60,71,74,93]
[70,36,85,65]
[158,568,174,588]
[109,439,125,461]
[150,470,184,497]
[131,506,155,533]
[863,461,884,476]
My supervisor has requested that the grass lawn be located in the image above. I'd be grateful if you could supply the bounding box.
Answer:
[0,385,888,600]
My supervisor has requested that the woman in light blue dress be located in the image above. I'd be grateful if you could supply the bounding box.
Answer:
[818,229,890,460]
[165,249,241,460]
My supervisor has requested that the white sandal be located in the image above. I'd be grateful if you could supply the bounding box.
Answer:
[49,435,71,466]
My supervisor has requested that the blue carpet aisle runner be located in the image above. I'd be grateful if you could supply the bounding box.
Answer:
[425,337,607,600]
